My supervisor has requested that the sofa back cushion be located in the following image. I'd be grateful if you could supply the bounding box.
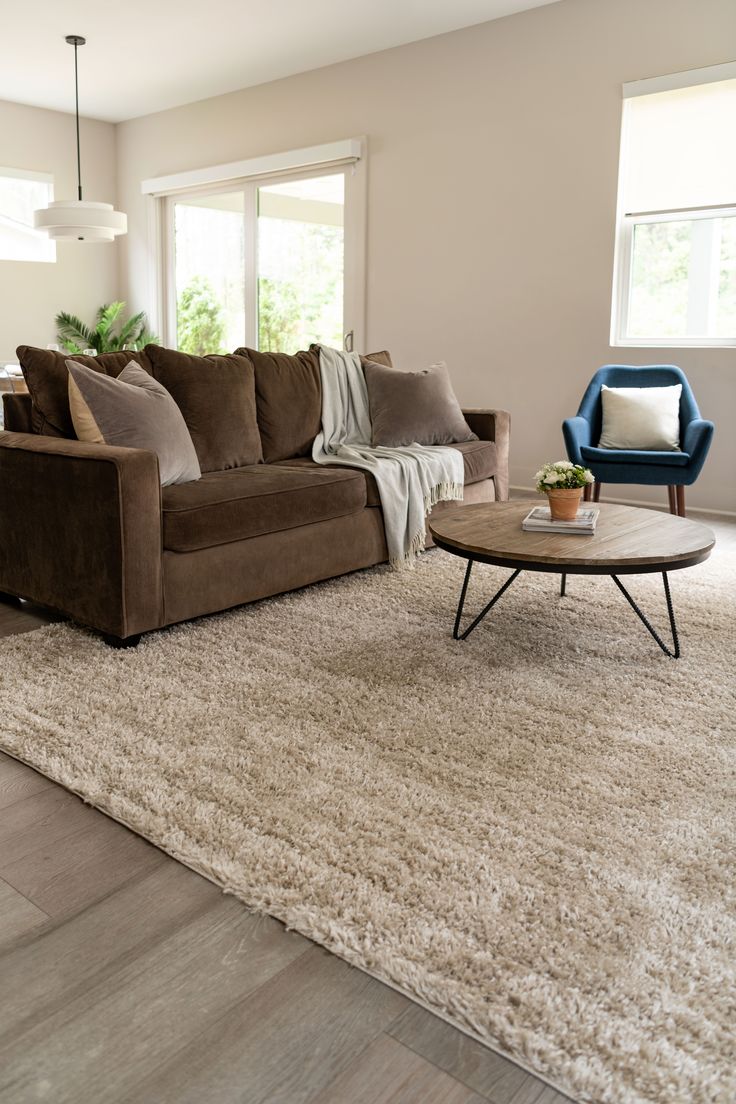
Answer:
[17,345,154,438]
[235,346,393,462]
[2,392,33,434]
[145,346,261,472]
[237,347,321,463]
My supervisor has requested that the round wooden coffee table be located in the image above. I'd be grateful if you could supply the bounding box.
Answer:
[429,502,715,658]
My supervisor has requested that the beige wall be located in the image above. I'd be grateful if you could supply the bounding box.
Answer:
[0,99,118,363]
[116,0,736,513]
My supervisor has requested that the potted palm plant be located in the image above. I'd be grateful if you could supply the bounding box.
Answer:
[55,302,158,354]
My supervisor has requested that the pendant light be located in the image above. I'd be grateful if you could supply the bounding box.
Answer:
[34,35,127,242]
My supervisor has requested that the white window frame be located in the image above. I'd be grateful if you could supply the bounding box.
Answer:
[613,203,736,348]
[0,165,55,264]
[141,139,366,351]
[611,63,736,349]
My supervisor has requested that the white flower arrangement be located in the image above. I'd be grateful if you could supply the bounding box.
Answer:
[534,460,595,493]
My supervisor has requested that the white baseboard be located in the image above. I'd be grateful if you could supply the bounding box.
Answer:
[509,485,736,521]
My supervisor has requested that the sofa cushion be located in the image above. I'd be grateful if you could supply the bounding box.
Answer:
[16,345,153,438]
[581,445,690,468]
[161,464,367,552]
[146,346,261,473]
[235,346,393,463]
[237,347,320,463]
[274,439,497,507]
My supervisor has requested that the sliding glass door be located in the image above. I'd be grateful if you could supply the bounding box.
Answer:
[257,173,344,353]
[166,167,354,353]
[171,191,245,354]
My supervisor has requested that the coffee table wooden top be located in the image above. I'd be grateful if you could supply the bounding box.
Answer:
[429,502,715,574]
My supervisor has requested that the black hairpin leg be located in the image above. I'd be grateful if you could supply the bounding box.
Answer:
[560,573,567,598]
[610,572,680,658]
[453,560,522,640]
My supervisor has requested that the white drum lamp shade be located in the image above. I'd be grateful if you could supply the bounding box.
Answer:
[34,35,126,243]
[34,200,127,242]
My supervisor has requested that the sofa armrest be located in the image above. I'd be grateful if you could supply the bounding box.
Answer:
[2,392,33,433]
[0,432,163,639]
[463,408,511,500]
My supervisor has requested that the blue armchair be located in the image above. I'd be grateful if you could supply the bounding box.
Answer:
[562,365,714,517]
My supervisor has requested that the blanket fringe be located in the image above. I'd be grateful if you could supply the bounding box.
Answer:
[389,481,464,570]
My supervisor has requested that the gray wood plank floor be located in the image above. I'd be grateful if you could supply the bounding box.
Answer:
[1,504,732,1104]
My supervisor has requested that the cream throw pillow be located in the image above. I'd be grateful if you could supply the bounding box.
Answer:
[598,384,682,451]
[68,360,201,486]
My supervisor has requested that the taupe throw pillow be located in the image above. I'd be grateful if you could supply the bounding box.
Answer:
[363,360,477,448]
[67,360,201,486]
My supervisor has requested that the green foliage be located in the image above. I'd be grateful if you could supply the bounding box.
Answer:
[629,222,691,338]
[535,461,594,493]
[258,278,300,353]
[630,216,736,339]
[55,302,158,354]
[257,220,343,353]
[717,216,736,336]
[177,277,226,356]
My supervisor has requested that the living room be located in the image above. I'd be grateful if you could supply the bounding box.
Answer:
[0,0,734,1101]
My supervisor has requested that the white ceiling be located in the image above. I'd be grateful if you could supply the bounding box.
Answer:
[1,0,560,123]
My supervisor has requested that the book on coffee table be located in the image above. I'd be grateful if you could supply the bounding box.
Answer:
[522,506,599,534]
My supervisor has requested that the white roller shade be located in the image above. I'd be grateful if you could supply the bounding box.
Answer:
[141,139,363,197]
[622,77,736,213]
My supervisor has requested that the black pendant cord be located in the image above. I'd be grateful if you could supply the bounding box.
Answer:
[66,35,86,201]
[73,40,82,200]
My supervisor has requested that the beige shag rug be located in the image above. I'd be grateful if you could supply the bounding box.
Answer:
[1,549,734,1104]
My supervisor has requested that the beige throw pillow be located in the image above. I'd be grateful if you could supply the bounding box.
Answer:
[363,360,477,448]
[598,384,682,451]
[68,360,201,486]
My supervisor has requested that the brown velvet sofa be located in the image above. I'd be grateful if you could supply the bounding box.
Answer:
[0,345,510,646]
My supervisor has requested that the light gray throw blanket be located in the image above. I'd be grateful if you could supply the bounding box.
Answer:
[312,347,464,568]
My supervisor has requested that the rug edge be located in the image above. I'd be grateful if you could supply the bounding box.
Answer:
[0,741,582,1104]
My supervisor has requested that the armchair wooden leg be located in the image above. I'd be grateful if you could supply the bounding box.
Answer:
[667,486,677,515]
[676,485,686,517]
[592,482,602,503]
[583,484,592,502]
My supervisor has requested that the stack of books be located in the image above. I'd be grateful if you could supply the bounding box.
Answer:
[522,506,599,534]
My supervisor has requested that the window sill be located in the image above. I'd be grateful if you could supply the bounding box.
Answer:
[611,337,736,349]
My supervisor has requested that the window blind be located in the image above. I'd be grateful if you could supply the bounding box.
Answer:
[621,75,736,213]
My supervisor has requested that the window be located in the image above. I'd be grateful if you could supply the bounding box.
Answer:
[144,140,364,353]
[612,65,736,346]
[172,190,246,354]
[0,167,55,263]
[257,174,345,352]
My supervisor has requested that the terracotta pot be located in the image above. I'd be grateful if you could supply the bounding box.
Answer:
[546,486,583,521]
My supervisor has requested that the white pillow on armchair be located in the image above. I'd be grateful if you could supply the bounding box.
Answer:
[598,383,682,451]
